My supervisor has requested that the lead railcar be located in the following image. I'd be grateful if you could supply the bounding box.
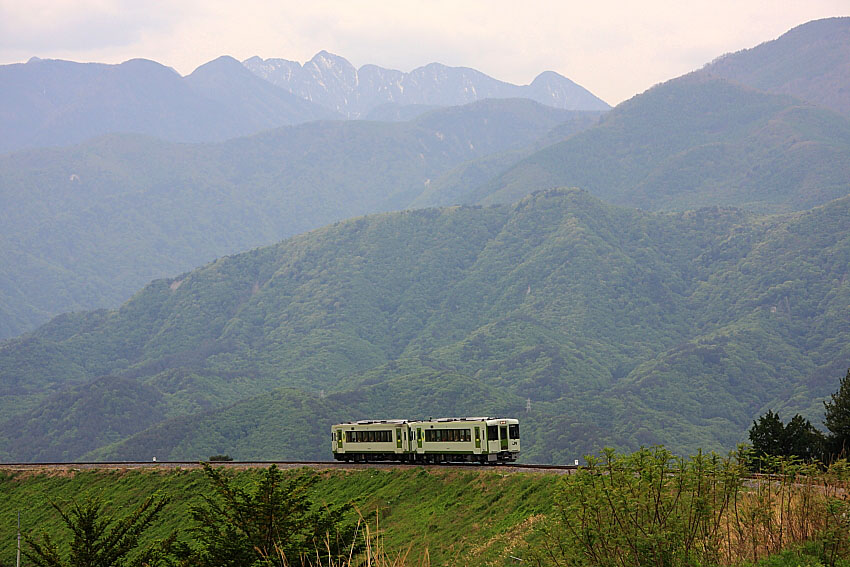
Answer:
[331,417,520,464]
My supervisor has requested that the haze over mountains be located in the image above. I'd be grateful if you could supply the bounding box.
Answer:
[0,52,609,155]
[0,99,594,339]
[1,17,849,463]
[243,51,611,118]
[0,56,337,154]
[701,17,850,117]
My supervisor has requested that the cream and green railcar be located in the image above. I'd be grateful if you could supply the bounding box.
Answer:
[331,419,412,462]
[331,417,520,464]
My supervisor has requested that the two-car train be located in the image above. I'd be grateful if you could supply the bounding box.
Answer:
[331,417,520,464]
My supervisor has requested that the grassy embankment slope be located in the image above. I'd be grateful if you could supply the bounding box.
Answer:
[0,466,552,567]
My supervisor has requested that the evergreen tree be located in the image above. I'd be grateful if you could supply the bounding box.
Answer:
[749,410,785,458]
[783,414,824,462]
[25,495,172,567]
[748,410,824,469]
[824,367,850,458]
[177,463,360,566]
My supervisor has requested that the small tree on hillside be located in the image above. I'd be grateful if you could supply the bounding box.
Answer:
[824,367,850,458]
[749,410,785,459]
[177,463,361,566]
[748,410,824,469]
[25,495,172,567]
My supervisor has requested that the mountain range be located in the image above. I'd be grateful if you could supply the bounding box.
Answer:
[0,99,595,339]
[0,52,609,155]
[1,17,850,463]
[1,188,848,462]
[0,56,337,154]
[243,51,611,118]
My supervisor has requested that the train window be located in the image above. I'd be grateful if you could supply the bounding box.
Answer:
[509,424,520,439]
[346,430,392,443]
[487,425,498,440]
[424,428,472,442]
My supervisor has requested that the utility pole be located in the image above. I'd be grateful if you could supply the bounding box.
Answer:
[16,510,21,567]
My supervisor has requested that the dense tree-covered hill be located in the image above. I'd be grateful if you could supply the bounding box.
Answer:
[2,189,848,462]
[433,75,850,212]
[0,57,337,154]
[0,99,588,339]
[701,17,850,117]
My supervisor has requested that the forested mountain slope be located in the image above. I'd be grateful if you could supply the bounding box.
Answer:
[0,99,587,339]
[701,17,850,117]
[445,75,850,212]
[2,189,848,462]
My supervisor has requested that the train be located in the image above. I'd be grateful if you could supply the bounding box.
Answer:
[331,417,520,463]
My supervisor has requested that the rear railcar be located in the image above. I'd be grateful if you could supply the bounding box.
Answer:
[331,419,411,462]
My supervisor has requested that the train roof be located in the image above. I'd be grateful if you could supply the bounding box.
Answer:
[332,417,518,427]
[332,419,410,426]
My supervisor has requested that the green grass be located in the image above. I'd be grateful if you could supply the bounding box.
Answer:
[0,466,557,567]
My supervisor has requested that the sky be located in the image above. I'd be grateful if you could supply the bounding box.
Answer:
[0,0,847,105]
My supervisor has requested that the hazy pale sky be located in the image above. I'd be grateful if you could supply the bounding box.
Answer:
[0,0,847,105]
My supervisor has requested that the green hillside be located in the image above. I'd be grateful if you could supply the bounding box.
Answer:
[701,17,850,117]
[2,189,848,463]
[0,99,586,340]
[0,466,553,566]
[436,75,850,212]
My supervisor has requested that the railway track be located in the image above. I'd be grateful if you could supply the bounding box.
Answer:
[0,460,580,474]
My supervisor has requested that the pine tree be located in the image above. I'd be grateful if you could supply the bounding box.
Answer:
[25,495,171,567]
[749,410,785,458]
[747,409,824,469]
[824,367,850,458]
[178,463,360,566]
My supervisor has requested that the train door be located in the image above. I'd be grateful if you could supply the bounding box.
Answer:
[337,430,343,450]
[500,426,508,451]
[396,427,402,451]
[417,427,423,449]
[474,427,481,450]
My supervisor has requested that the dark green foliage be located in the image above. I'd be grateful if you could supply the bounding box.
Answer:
[3,189,850,462]
[207,455,233,461]
[824,368,850,458]
[748,410,825,468]
[177,464,360,566]
[25,495,171,567]
[750,410,787,459]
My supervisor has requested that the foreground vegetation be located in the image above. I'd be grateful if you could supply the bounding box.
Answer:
[537,448,850,567]
[0,466,551,567]
[2,449,849,567]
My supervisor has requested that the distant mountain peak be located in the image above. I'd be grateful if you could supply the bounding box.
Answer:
[243,53,610,117]
[189,55,246,75]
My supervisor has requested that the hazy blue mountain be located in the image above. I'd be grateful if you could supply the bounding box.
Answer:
[443,75,850,213]
[0,99,581,339]
[362,103,442,122]
[183,55,339,131]
[2,189,848,462]
[0,57,336,154]
[701,17,850,116]
[243,51,611,117]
